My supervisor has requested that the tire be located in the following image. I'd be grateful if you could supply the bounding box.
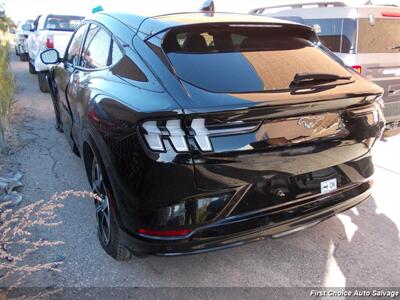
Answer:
[38,72,50,93]
[28,60,37,74]
[15,46,19,56]
[19,53,28,62]
[90,154,132,261]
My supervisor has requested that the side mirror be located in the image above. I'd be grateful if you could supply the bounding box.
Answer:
[40,49,60,64]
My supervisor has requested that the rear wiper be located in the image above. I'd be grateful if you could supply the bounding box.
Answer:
[389,45,400,50]
[291,72,351,86]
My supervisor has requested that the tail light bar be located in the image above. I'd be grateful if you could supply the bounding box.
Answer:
[141,118,260,153]
[46,35,54,49]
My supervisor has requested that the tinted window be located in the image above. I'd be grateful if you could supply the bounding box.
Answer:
[111,40,123,64]
[358,18,400,53]
[81,24,111,69]
[45,15,83,31]
[163,26,351,93]
[301,18,357,53]
[66,24,87,65]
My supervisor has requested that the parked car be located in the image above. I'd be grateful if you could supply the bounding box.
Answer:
[27,13,84,92]
[14,20,33,61]
[41,11,385,260]
[251,1,400,133]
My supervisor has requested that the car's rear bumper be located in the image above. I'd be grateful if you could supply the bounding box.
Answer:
[120,180,371,256]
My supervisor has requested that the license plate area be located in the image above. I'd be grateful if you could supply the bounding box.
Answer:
[320,178,338,194]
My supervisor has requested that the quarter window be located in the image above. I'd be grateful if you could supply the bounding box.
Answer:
[81,24,111,69]
[66,24,87,65]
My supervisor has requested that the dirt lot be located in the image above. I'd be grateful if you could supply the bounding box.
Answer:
[1,53,399,292]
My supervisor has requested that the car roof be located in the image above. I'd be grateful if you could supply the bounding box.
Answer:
[98,12,303,37]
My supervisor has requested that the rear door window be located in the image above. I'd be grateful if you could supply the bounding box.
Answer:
[81,24,111,69]
[358,18,400,53]
[161,25,352,93]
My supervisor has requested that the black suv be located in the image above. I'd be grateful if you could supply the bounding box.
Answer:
[41,12,385,259]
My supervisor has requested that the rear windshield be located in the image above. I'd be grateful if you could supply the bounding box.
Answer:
[286,18,357,54]
[358,18,400,53]
[44,15,83,31]
[161,25,351,93]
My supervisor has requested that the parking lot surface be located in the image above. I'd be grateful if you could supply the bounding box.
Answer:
[3,53,400,288]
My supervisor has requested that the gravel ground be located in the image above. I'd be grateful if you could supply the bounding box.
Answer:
[1,53,399,293]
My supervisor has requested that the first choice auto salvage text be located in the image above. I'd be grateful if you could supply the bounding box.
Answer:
[310,289,400,298]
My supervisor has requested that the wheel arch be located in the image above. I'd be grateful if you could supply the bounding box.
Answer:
[81,129,124,224]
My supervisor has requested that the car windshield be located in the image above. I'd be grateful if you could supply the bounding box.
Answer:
[358,18,400,53]
[44,15,84,31]
[161,25,351,93]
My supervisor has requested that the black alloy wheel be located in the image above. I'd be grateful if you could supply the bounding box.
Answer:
[90,154,132,260]
[91,157,112,246]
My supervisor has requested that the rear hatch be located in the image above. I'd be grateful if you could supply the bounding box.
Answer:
[357,15,400,124]
[159,23,384,190]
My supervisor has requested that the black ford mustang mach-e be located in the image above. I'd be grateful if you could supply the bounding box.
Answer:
[40,12,385,259]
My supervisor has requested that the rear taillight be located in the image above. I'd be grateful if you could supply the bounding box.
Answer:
[352,65,362,74]
[136,228,192,237]
[142,120,189,152]
[46,35,54,49]
[141,118,260,153]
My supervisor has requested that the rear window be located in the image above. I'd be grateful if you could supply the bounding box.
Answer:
[161,25,351,93]
[358,18,400,53]
[44,15,83,31]
[299,18,357,54]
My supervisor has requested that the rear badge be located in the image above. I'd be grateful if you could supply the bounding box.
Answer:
[320,178,337,194]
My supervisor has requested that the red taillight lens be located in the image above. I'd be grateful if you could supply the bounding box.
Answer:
[46,35,54,49]
[382,12,400,18]
[137,228,192,237]
[352,65,362,74]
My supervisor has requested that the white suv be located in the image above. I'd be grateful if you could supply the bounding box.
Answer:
[251,1,400,132]
[27,13,84,92]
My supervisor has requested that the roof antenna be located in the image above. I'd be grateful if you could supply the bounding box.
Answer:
[200,0,215,14]
[364,0,373,4]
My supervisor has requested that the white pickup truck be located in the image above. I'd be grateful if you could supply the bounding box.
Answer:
[27,14,84,92]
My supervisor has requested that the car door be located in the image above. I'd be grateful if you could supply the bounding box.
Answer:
[66,23,112,146]
[54,23,88,147]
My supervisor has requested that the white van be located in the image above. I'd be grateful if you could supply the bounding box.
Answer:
[251,2,400,131]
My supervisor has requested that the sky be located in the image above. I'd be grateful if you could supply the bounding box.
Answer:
[4,0,400,24]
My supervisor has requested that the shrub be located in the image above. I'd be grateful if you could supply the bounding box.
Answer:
[0,43,14,153]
